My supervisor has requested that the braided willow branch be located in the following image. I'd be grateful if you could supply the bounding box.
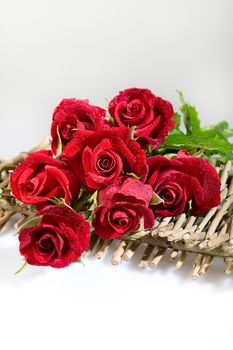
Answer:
[87,161,233,277]
[0,137,50,229]
[0,138,233,277]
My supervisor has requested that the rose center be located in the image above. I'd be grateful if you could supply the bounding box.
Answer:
[111,209,131,228]
[113,216,130,227]
[157,183,183,207]
[39,237,54,252]
[96,153,116,175]
[22,180,35,194]
[162,189,174,201]
[120,99,145,125]
[61,123,76,141]
[128,101,142,113]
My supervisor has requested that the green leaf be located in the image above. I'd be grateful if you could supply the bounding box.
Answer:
[88,190,98,211]
[158,91,233,162]
[109,115,115,125]
[76,258,85,267]
[14,261,28,275]
[130,125,137,139]
[48,197,66,206]
[180,103,201,135]
[56,126,62,158]
[177,91,201,135]
[173,112,181,129]
[221,129,233,138]
[214,121,229,130]
[125,172,141,180]
[168,112,185,137]
[150,192,164,205]
[87,212,95,223]
[48,197,76,213]
[177,90,185,104]
[162,130,233,159]
[18,215,42,232]
[164,153,177,159]
[106,112,115,125]
[202,121,233,138]
[146,144,153,156]
[72,191,90,212]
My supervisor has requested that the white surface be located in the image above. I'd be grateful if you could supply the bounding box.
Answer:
[0,1,233,349]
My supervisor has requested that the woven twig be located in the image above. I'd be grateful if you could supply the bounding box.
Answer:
[0,139,233,277]
[0,138,50,229]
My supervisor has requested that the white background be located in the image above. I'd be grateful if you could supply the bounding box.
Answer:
[0,0,233,349]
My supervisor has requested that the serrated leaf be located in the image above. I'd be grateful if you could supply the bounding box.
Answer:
[168,112,185,137]
[180,103,201,135]
[162,130,233,159]
[214,121,229,130]
[159,92,233,162]
[202,121,233,138]
[177,91,201,135]
[150,192,164,205]
[56,126,62,158]
[173,112,181,129]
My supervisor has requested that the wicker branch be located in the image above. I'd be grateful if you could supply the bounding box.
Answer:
[0,138,233,277]
[87,161,233,277]
[0,137,50,228]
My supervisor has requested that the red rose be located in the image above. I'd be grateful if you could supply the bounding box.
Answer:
[19,206,90,268]
[146,152,221,217]
[108,88,175,149]
[62,127,148,190]
[11,150,80,206]
[51,99,106,155]
[92,177,155,240]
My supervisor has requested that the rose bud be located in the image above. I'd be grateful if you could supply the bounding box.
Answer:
[51,98,106,155]
[92,177,155,240]
[146,151,221,217]
[108,87,175,149]
[62,127,148,191]
[18,206,90,268]
[11,150,80,206]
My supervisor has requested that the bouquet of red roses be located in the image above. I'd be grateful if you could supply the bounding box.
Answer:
[9,88,233,270]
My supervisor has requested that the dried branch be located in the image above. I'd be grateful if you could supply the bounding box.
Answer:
[0,139,233,277]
